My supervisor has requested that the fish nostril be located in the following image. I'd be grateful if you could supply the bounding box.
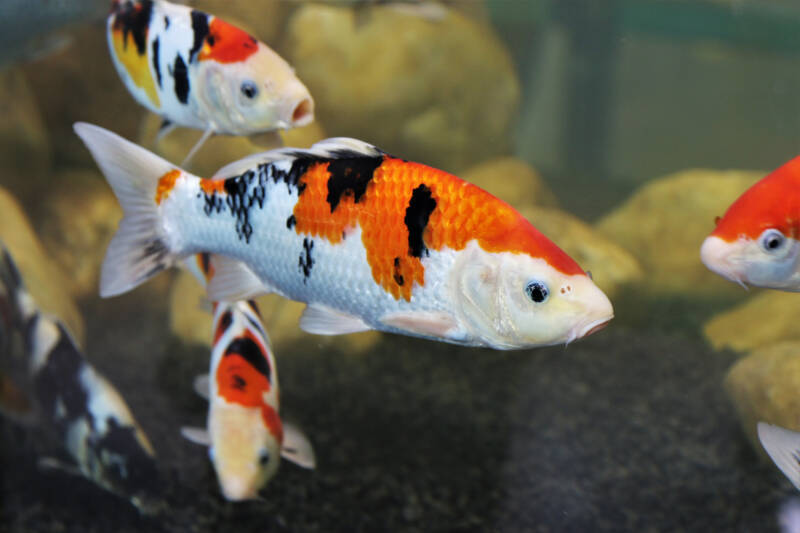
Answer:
[291,98,313,125]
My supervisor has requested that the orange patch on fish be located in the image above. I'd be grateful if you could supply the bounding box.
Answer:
[291,157,584,301]
[711,155,800,243]
[155,169,181,204]
[110,27,160,108]
[261,404,283,443]
[200,178,226,195]
[198,17,258,64]
[215,353,270,407]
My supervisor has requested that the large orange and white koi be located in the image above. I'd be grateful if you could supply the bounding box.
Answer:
[74,123,613,350]
[107,0,313,159]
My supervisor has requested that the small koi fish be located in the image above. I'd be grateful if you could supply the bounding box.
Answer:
[0,244,161,514]
[181,254,314,501]
[107,0,314,162]
[74,122,613,350]
[701,156,800,291]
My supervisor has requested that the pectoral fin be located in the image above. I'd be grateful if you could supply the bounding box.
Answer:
[192,374,210,400]
[281,422,315,469]
[299,304,370,335]
[206,256,272,302]
[379,310,459,340]
[38,457,82,477]
[180,426,211,447]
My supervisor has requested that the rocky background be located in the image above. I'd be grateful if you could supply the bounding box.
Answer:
[1,1,799,532]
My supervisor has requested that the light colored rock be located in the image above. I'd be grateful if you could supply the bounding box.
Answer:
[725,341,800,451]
[462,157,558,210]
[595,169,764,297]
[138,114,283,177]
[0,69,51,205]
[0,187,84,345]
[704,291,800,353]
[284,4,519,172]
[37,170,121,299]
[169,269,381,354]
[518,206,643,299]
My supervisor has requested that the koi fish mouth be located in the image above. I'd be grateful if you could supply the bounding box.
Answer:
[700,236,749,290]
[565,316,613,346]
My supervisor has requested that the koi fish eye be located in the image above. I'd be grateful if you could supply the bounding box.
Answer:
[524,280,549,303]
[240,80,259,100]
[258,449,270,466]
[760,229,786,252]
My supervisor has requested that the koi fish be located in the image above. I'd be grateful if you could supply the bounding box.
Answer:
[0,244,161,514]
[758,422,800,492]
[107,0,314,161]
[180,253,314,500]
[700,156,800,291]
[74,122,614,350]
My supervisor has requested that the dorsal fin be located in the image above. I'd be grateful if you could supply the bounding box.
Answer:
[211,137,385,180]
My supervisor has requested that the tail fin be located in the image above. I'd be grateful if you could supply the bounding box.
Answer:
[73,122,182,297]
[758,422,800,490]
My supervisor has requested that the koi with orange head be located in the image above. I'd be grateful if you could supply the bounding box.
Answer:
[701,155,800,291]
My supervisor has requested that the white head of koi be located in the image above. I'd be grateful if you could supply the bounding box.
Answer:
[194,43,314,136]
[452,242,614,349]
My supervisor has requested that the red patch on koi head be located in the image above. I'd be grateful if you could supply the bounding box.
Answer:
[215,353,270,407]
[198,17,258,64]
[710,155,800,243]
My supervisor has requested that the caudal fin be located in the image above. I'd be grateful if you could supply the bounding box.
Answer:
[758,421,800,490]
[73,122,181,297]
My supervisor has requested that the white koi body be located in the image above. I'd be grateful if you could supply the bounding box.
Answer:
[75,123,614,350]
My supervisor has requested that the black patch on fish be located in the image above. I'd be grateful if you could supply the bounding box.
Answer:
[215,310,233,341]
[286,214,296,230]
[88,416,159,499]
[199,252,211,277]
[189,10,209,62]
[221,169,266,243]
[231,374,246,390]
[112,0,153,55]
[152,37,162,88]
[172,54,189,104]
[404,184,436,258]
[325,156,384,213]
[298,238,314,282]
[393,256,404,286]
[246,300,262,318]
[1,248,22,291]
[30,320,91,430]
[164,16,170,29]
[245,316,268,341]
[139,239,169,283]
[225,336,271,382]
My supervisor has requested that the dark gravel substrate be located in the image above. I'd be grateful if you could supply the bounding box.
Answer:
[0,292,793,533]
